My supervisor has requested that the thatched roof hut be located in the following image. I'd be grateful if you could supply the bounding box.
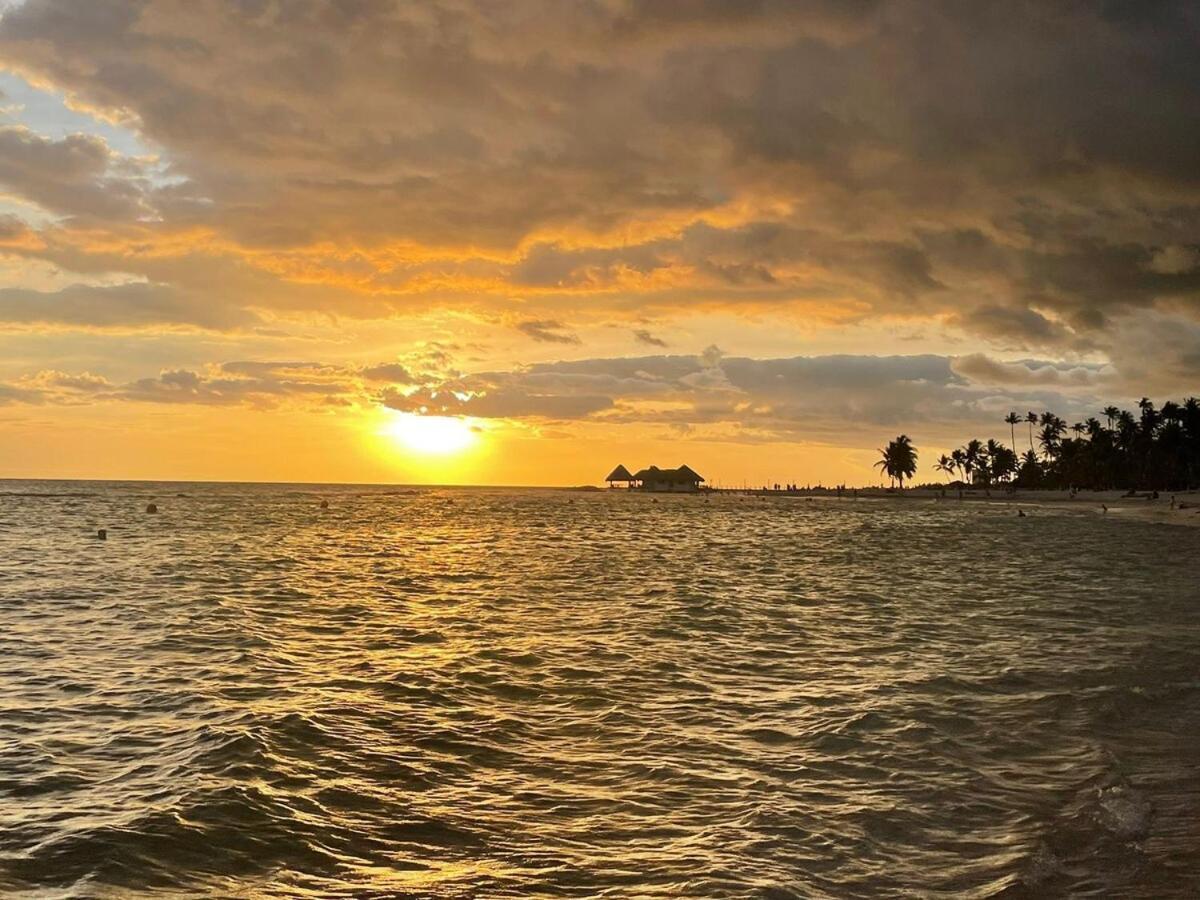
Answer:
[605,462,705,490]
[629,464,704,491]
[605,464,635,483]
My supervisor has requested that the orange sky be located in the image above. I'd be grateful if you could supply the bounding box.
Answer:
[0,2,1197,486]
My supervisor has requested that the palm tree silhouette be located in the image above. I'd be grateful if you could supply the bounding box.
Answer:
[935,454,956,484]
[875,435,919,490]
[875,446,893,487]
[990,445,1018,484]
[1103,406,1119,431]
[950,448,967,484]
[1038,412,1067,458]
[943,396,1200,491]
[1005,412,1020,450]
[963,438,983,486]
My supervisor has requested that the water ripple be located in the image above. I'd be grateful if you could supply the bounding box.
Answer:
[1,482,1198,897]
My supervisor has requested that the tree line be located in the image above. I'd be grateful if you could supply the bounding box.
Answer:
[877,397,1200,491]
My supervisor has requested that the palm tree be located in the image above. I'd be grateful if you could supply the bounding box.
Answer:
[1116,409,1137,448]
[892,435,919,489]
[875,446,894,487]
[1138,397,1159,434]
[950,448,967,484]
[1103,406,1119,431]
[934,454,956,484]
[1038,412,1067,458]
[1017,448,1041,487]
[941,397,1200,491]
[875,435,919,490]
[963,439,983,486]
[982,439,1002,485]
[990,445,1018,485]
[1005,412,1020,449]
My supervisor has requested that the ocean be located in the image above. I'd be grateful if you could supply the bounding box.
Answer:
[1,481,1197,898]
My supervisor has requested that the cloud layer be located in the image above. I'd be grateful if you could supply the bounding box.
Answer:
[1,347,1120,450]
[0,1,1197,482]
[0,1,1194,356]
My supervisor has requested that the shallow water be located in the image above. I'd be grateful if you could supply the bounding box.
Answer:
[0,481,1197,898]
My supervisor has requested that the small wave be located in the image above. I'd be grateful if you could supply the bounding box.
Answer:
[3,483,1199,896]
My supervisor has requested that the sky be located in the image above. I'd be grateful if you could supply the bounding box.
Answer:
[0,0,1197,486]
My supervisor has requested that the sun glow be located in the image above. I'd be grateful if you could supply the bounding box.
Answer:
[382,413,479,456]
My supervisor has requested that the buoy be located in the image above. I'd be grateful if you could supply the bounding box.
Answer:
[146,503,158,513]
[320,499,329,509]
[97,528,107,540]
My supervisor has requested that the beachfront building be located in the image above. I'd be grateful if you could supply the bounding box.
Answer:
[605,464,636,488]
[605,464,705,492]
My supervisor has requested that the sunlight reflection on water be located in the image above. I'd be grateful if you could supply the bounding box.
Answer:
[0,483,1197,898]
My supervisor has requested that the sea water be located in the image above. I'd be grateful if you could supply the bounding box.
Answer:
[0,482,1197,897]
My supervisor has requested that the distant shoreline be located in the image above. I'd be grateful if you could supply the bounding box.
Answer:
[3,477,1198,526]
[690,486,1200,527]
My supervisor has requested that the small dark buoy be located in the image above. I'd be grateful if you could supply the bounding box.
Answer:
[320,499,329,509]
[146,503,158,513]
[96,528,107,540]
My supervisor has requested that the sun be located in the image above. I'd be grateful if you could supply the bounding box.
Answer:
[381,412,479,456]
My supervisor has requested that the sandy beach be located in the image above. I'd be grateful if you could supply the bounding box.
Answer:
[707,487,1200,528]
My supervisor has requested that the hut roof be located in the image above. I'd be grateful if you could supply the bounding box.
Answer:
[632,464,704,483]
[605,464,634,481]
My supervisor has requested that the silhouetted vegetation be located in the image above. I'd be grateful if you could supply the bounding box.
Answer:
[876,434,918,489]
[938,398,1200,491]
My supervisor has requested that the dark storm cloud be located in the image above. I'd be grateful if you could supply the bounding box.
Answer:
[0,0,1196,368]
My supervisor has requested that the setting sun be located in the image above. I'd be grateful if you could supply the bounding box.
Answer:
[382,413,479,456]
[3,2,1198,898]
